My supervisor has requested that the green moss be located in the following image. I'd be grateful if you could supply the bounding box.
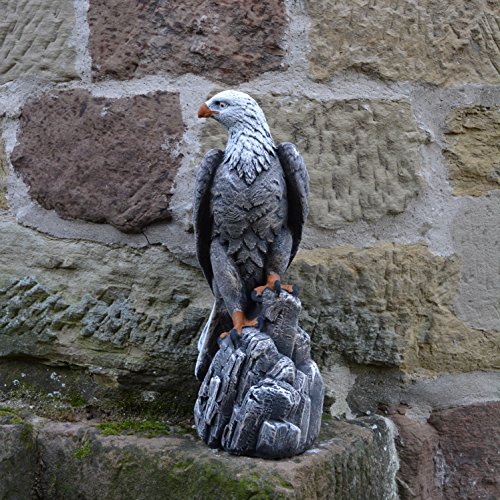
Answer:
[0,408,34,449]
[97,419,171,438]
[73,439,92,459]
[20,422,34,449]
[171,459,195,472]
[67,391,87,408]
[0,408,24,425]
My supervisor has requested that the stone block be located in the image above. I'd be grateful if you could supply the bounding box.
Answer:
[288,244,500,372]
[392,402,500,500]
[200,96,425,230]
[306,0,500,85]
[0,0,78,84]
[0,138,8,209]
[452,195,500,332]
[444,106,500,196]
[11,90,184,232]
[88,0,287,84]
[2,222,498,387]
[21,416,395,499]
[428,402,500,499]
[0,220,211,395]
[391,409,442,499]
[0,422,37,499]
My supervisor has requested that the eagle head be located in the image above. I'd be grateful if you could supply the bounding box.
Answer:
[198,90,269,132]
[198,90,276,184]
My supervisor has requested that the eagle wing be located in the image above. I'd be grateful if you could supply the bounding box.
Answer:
[277,142,309,266]
[193,148,224,290]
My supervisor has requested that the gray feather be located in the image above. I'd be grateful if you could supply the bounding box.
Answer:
[277,142,309,266]
[193,148,224,291]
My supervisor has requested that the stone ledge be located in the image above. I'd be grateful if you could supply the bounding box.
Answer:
[0,413,397,499]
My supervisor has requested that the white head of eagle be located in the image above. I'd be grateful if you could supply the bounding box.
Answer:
[198,90,277,185]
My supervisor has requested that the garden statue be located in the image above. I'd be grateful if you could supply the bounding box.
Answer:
[193,90,323,459]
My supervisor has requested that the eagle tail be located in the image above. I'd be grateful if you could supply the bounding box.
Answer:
[195,299,231,381]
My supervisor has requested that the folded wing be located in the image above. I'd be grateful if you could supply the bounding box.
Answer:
[277,142,309,266]
[193,148,224,291]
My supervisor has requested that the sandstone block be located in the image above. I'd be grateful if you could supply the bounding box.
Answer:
[3,222,497,386]
[88,0,287,84]
[18,416,395,499]
[444,106,500,196]
[288,244,500,372]
[0,0,78,84]
[452,195,500,332]
[0,220,211,394]
[200,96,425,230]
[391,409,442,499]
[428,402,500,499]
[307,0,500,85]
[392,402,500,500]
[11,90,184,232]
[0,138,8,209]
[0,422,37,499]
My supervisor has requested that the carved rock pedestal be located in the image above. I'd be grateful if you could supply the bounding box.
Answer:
[194,290,324,458]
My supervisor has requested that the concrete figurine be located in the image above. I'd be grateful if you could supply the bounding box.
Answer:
[193,90,323,458]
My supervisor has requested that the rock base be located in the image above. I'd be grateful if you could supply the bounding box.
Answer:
[195,290,324,458]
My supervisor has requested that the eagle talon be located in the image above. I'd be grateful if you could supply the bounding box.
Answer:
[231,311,257,335]
[251,290,263,303]
[257,316,265,331]
[274,280,282,296]
[219,330,231,340]
[292,284,300,297]
[229,328,242,347]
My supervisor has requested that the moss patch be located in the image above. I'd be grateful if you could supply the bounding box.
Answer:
[97,419,171,438]
[74,439,92,459]
[68,391,87,408]
[19,421,34,449]
[0,408,24,425]
[0,408,35,449]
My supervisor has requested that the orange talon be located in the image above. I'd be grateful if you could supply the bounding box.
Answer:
[254,272,280,297]
[253,273,295,299]
[219,310,257,339]
[232,310,257,334]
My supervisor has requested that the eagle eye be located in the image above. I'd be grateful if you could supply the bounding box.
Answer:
[218,102,227,109]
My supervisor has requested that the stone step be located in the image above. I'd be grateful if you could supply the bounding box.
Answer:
[0,413,397,500]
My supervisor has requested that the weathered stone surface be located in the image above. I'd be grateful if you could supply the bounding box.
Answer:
[347,369,500,420]
[2,222,498,388]
[391,402,500,500]
[288,244,500,372]
[200,96,425,230]
[0,415,397,499]
[428,402,500,499]
[0,220,211,395]
[307,0,500,85]
[0,0,78,84]
[444,106,500,196]
[11,89,184,232]
[452,194,500,332]
[0,423,37,499]
[391,408,442,499]
[88,0,287,84]
[195,291,323,458]
[0,138,8,209]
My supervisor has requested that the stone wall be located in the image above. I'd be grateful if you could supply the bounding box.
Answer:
[0,1,499,498]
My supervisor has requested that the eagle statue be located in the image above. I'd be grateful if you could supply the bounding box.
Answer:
[194,90,309,380]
